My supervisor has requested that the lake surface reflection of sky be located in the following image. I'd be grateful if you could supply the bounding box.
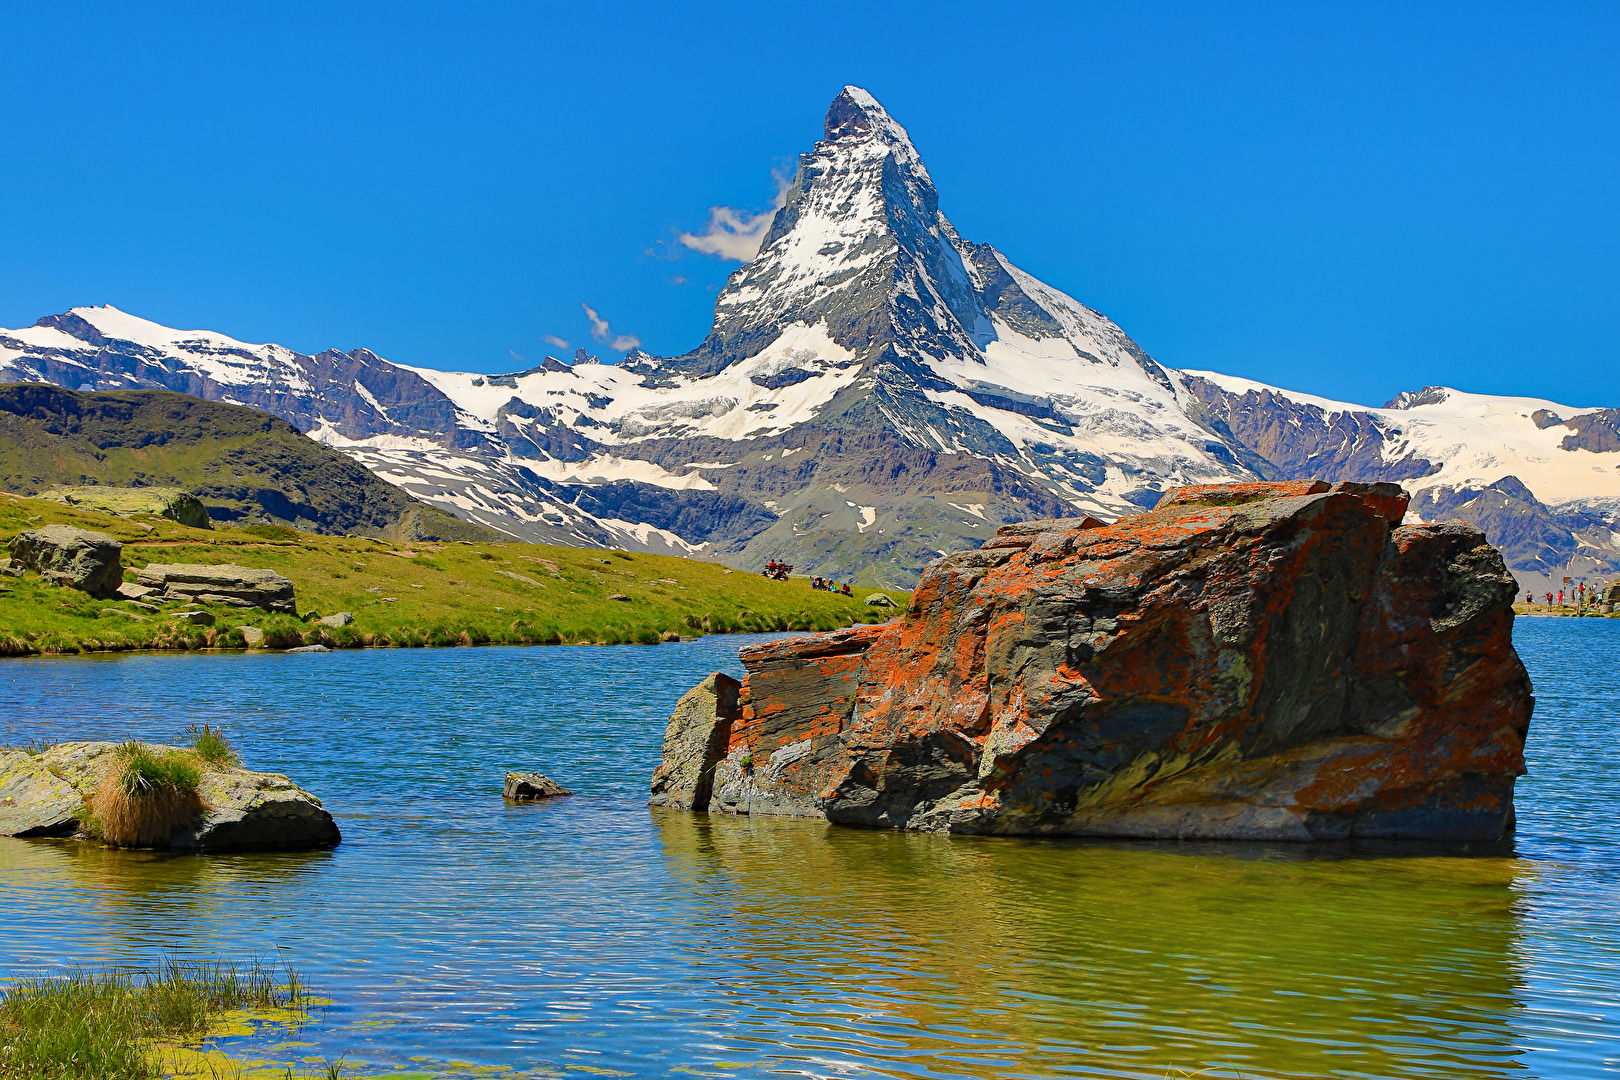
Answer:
[1,622,1615,1079]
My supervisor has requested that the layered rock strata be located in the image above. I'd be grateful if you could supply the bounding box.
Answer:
[137,562,296,613]
[650,480,1533,841]
[0,742,340,852]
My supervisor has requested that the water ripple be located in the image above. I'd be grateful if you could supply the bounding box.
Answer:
[0,628,1616,1078]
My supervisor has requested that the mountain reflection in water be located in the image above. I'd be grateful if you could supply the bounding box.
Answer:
[0,623,1615,1079]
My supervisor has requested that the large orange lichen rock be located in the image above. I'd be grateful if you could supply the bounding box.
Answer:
[652,481,1533,840]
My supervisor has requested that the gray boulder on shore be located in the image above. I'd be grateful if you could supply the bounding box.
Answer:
[0,741,340,852]
[7,525,124,598]
[137,562,297,613]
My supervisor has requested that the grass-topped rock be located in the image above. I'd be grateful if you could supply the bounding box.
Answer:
[0,727,339,852]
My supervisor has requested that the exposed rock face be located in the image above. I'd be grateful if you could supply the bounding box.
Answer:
[648,674,741,810]
[0,742,340,852]
[503,771,572,800]
[42,486,212,528]
[7,524,124,597]
[651,481,1533,841]
[137,562,296,612]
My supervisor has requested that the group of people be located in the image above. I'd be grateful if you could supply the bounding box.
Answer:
[1529,581,1609,607]
[811,576,853,596]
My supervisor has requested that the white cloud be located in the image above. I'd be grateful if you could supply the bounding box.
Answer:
[677,169,792,263]
[542,334,569,349]
[509,349,526,363]
[581,303,641,352]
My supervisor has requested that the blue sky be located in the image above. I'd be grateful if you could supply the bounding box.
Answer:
[2,1,1616,408]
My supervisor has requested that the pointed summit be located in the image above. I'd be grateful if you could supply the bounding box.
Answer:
[821,86,926,174]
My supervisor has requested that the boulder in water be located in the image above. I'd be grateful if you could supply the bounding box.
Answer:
[7,525,124,598]
[503,771,572,800]
[651,481,1534,841]
[0,742,340,851]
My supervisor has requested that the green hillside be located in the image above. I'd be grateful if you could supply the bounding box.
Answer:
[0,494,902,655]
[0,382,491,541]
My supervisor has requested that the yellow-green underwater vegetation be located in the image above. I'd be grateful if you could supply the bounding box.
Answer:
[0,957,341,1080]
[0,494,904,655]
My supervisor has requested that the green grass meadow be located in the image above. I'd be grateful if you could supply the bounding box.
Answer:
[0,494,904,655]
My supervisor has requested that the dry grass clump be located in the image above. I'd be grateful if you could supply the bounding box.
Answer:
[91,743,205,848]
[0,957,308,1080]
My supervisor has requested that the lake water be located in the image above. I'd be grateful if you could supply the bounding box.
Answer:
[1,621,1617,1080]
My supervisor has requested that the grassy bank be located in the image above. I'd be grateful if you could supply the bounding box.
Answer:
[0,494,905,655]
[0,957,322,1080]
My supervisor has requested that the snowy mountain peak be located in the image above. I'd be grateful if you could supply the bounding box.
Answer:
[1384,386,1454,410]
[823,86,927,176]
[5,91,1620,593]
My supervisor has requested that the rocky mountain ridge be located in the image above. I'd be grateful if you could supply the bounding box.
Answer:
[3,87,1617,591]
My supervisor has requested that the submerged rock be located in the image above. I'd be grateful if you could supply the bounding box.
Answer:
[137,562,296,613]
[503,771,572,800]
[0,742,340,852]
[651,481,1534,842]
[7,525,124,598]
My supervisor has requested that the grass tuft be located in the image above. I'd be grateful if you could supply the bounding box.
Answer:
[92,744,205,847]
[185,724,239,768]
[0,957,309,1080]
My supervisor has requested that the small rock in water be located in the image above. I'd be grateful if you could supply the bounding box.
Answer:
[318,611,354,627]
[503,770,572,800]
[285,644,331,654]
[660,630,682,642]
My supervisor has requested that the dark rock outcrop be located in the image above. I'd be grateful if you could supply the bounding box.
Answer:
[7,524,124,597]
[503,771,572,800]
[42,486,212,528]
[651,480,1533,841]
[137,562,297,612]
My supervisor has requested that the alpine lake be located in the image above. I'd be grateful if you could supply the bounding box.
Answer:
[1,619,1616,1080]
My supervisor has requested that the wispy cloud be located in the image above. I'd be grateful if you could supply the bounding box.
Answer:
[669,274,688,286]
[542,334,569,349]
[677,168,792,263]
[581,303,641,351]
[509,349,526,363]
